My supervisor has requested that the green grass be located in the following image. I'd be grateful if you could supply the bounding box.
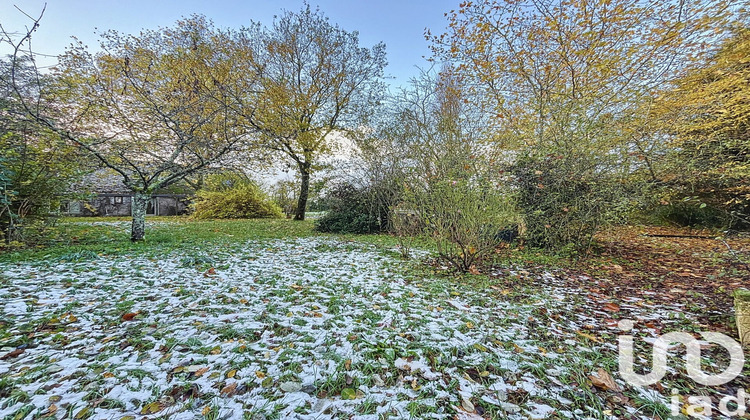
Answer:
[0,216,446,265]
[0,217,319,262]
[0,216,576,276]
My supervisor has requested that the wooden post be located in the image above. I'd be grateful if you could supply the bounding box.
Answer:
[735,288,750,347]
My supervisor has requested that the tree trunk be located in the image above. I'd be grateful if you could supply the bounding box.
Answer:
[294,164,311,221]
[131,191,150,242]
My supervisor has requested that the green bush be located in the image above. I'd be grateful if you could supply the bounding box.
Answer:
[649,199,731,228]
[0,132,81,246]
[509,153,627,250]
[191,173,282,219]
[405,178,519,272]
[315,178,400,234]
[315,182,392,234]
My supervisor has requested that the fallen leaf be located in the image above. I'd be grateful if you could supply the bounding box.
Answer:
[341,388,357,400]
[589,368,620,392]
[74,407,92,419]
[461,397,475,412]
[226,369,237,379]
[140,401,162,415]
[576,330,602,343]
[0,348,24,360]
[194,367,209,377]
[602,303,620,313]
[121,312,138,321]
[220,382,237,396]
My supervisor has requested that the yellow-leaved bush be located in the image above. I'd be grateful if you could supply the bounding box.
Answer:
[191,173,282,219]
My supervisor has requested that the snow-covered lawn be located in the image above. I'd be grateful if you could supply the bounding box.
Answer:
[0,237,691,419]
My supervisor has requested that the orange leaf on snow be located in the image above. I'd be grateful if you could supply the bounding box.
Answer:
[121,312,138,321]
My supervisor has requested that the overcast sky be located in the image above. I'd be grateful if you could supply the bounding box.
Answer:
[0,0,459,89]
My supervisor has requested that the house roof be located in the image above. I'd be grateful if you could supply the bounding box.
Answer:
[72,169,131,195]
[70,168,196,195]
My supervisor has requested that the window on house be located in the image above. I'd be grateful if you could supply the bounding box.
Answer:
[114,196,123,204]
[69,202,81,214]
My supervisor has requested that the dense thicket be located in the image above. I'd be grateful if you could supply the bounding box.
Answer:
[0,59,83,245]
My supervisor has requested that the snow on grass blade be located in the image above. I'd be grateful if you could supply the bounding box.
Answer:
[0,237,677,419]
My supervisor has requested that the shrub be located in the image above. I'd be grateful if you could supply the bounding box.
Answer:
[191,173,282,219]
[405,178,520,272]
[509,153,627,250]
[0,132,81,246]
[315,182,394,234]
[648,198,731,229]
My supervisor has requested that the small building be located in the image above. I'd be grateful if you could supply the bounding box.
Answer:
[63,169,192,217]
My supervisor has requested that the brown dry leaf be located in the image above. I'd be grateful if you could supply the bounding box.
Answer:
[602,303,620,313]
[589,368,621,392]
[46,404,58,415]
[201,406,211,416]
[220,382,237,396]
[194,367,209,377]
[102,372,115,378]
[121,312,138,321]
[0,348,24,360]
[468,265,480,275]
[344,359,352,370]
[203,267,217,277]
[255,371,265,379]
